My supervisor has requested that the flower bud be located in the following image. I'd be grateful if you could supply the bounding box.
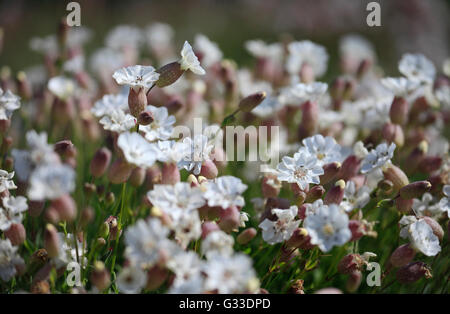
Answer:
[199,160,218,179]
[320,162,341,185]
[137,110,154,126]
[99,222,110,239]
[418,156,442,175]
[44,224,60,258]
[166,97,184,115]
[377,180,394,195]
[356,59,372,79]
[349,220,365,241]
[156,62,184,88]
[324,180,345,205]
[51,195,77,222]
[128,87,148,118]
[31,280,50,294]
[305,185,325,203]
[108,158,133,184]
[146,265,168,291]
[395,197,413,214]
[382,123,404,147]
[315,288,343,294]
[338,254,363,274]
[300,63,315,83]
[383,164,409,192]
[90,148,112,178]
[44,207,60,224]
[90,261,111,292]
[161,162,180,185]
[80,207,94,228]
[404,141,427,175]
[106,216,120,240]
[396,262,432,284]
[3,156,13,172]
[218,206,240,233]
[399,181,431,200]
[338,155,360,181]
[83,182,96,197]
[261,175,281,198]
[237,228,257,245]
[346,270,362,292]
[145,164,162,190]
[5,223,26,245]
[301,101,318,134]
[105,192,115,205]
[238,92,266,113]
[389,244,416,268]
[129,167,146,187]
[54,140,76,159]
[16,71,32,100]
[286,228,311,249]
[201,221,220,239]
[390,96,408,125]
[422,216,444,240]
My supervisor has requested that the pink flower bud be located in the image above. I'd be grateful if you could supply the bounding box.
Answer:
[137,110,154,126]
[90,261,111,292]
[418,156,442,175]
[4,223,26,245]
[200,160,218,179]
[54,140,76,159]
[324,180,345,205]
[166,97,184,115]
[404,141,427,175]
[218,206,240,233]
[346,270,362,292]
[389,244,416,268]
[349,220,365,241]
[129,167,146,187]
[146,265,168,291]
[383,164,409,192]
[44,224,60,258]
[338,155,360,181]
[305,185,325,203]
[338,254,364,274]
[80,206,94,228]
[161,162,180,185]
[286,228,310,249]
[51,194,77,222]
[261,175,281,198]
[108,158,133,184]
[399,181,431,200]
[396,262,432,284]
[237,228,257,245]
[390,96,408,125]
[90,147,111,178]
[128,87,148,118]
[238,91,266,113]
[382,123,404,147]
[422,216,444,240]
[44,207,60,224]
[201,221,220,239]
[156,62,184,88]
[395,197,413,214]
[320,162,341,185]
[301,101,318,134]
[145,164,162,190]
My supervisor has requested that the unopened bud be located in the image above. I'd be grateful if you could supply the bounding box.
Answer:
[137,110,154,126]
[418,156,442,175]
[338,156,360,181]
[422,216,444,240]
[286,228,310,249]
[389,244,416,268]
[338,254,363,275]
[5,223,26,245]
[395,197,413,214]
[377,180,394,195]
[261,175,281,198]
[399,181,431,199]
[349,220,365,241]
[166,98,183,114]
[346,270,362,292]
[320,162,341,185]
[161,162,180,185]
[396,262,432,284]
[51,195,77,222]
[44,224,60,258]
[108,158,133,184]
[106,216,120,240]
[156,62,184,88]
[382,123,404,147]
[129,167,146,187]
[200,160,218,179]
[128,87,147,118]
[237,228,257,245]
[301,101,318,134]
[305,185,325,203]
[201,221,220,239]
[218,206,240,233]
[90,261,111,292]
[145,165,162,190]
[390,97,408,125]
[80,207,94,228]
[90,148,111,178]
[146,265,168,290]
[383,164,409,192]
[3,156,13,172]
[324,180,345,205]
[404,141,427,175]
[105,192,115,205]
[83,182,96,197]
[99,222,110,239]
[238,92,266,113]
[54,140,76,159]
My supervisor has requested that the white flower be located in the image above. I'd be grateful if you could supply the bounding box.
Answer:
[173,210,202,247]
[117,132,159,168]
[399,53,435,84]
[339,34,376,71]
[245,40,283,63]
[99,109,136,133]
[116,266,146,294]
[52,233,87,269]
[167,251,204,293]
[0,170,17,193]
[239,211,249,228]
[106,25,143,50]
[139,105,176,142]
[203,254,259,294]
[147,182,205,222]
[380,77,420,97]
[360,142,395,174]
[341,181,370,212]
[89,47,125,78]
[300,134,342,167]
[113,65,160,92]
[279,82,328,105]
[91,93,128,118]
[259,206,300,245]
[194,34,223,68]
[412,193,446,218]
[201,230,234,260]
[63,55,85,73]
[203,176,247,209]
[179,41,205,75]
[124,218,178,269]
[178,135,214,175]
[27,164,76,201]
[48,76,76,100]
[439,185,450,218]
[276,150,324,190]
[0,196,28,231]
[145,23,174,49]
[286,40,328,77]
[304,199,325,216]
[155,140,190,164]
[435,85,450,110]
[0,89,21,120]
[304,203,351,252]
[0,239,24,281]
[399,216,441,256]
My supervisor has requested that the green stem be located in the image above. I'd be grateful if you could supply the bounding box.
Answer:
[110,183,127,274]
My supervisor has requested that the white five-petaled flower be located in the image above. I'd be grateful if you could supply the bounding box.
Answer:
[300,134,342,167]
[439,185,450,218]
[112,65,160,92]
[259,206,300,245]
[179,41,205,75]
[178,135,214,175]
[27,164,76,201]
[48,76,77,100]
[173,210,202,247]
[0,239,24,282]
[398,53,436,84]
[304,203,351,252]
[286,40,329,77]
[245,40,283,64]
[0,170,17,193]
[279,82,328,105]
[118,132,159,168]
[116,265,146,294]
[201,230,234,260]
[340,181,370,213]
[399,216,441,256]
[167,251,204,294]
[194,34,223,68]
[155,140,190,164]
[203,176,247,209]
[360,142,396,174]
[0,196,28,231]
[99,109,136,133]
[276,150,324,190]
[139,105,176,142]
[91,93,128,118]
[380,77,420,97]
[412,193,446,219]
[0,88,21,120]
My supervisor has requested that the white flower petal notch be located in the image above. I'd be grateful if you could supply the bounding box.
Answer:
[112,65,160,92]
[179,41,206,75]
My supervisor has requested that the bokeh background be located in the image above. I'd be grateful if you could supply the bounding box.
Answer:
[1,0,449,77]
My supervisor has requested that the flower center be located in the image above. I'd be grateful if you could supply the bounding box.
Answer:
[322,223,335,236]
[294,166,307,179]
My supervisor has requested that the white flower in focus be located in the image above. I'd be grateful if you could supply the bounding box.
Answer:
[116,266,146,294]
[0,196,28,231]
[304,203,351,252]
[91,93,128,118]
[178,135,214,175]
[201,230,234,260]
[124,218,178,269]
[112,65,160,92]
[301,134,342,166]
[203,176,247,209]
[276,150,324,190]
[412,193,446,218]
[139,105,175,142]
[439,185,450,218]
[0,239,24,282]
[179,41,205,75]
[118,132,159,168]
[155,140,190,164]
[27,164,76,201]
[48,76,76,100]
[399,53,436,84]
[0,170,17,193]
[286,40,329,77]
[380,77,420,97]
[0,89,21,120]
[259,206,300,245]
[360,142,395,174]
[194,34,223,68]
[399,216,441,257]
[147,182,205,222]
[341,181,370,212]
[99,109,136,133]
